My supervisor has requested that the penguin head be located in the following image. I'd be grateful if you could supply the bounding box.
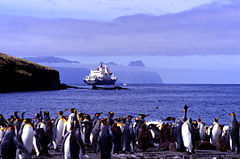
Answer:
[95,112,102,117]
[127,115,133,120]
[139,114,147,119]
[116,117,121,122]
[197,118,202,122]
[44,111,49,115]
[122,116,126,123]
[192,120,198,129]
[70,108,77,113]
[78,112,83,118]
[163,117,176,121]
[23,118,32,124]
[184,104,188,112]
[101,118,107,125]
[231,112,236,117]
[35,113,40,119]
[108,111,114,118]
[214,117,219,123]
[58,111,64,116]
[14,111,18,116]
[135,117,139,122]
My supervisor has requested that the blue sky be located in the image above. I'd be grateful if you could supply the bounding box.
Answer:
[0,0,215,20]
[0,0,240,83]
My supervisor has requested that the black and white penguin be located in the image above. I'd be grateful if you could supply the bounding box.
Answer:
[97,118,115,159]
[66,108,77,132]
[62,119,86,159]
[33,126,50,156]
[148,123,160,144]
[1,125,31,159]
[18,118,34,158]
[92,112,102,127]
[199,121,206,142]
[229,112,239,152]
[210,117,221,147]
[0,125,6,143]
[122,115,135,153]
[173,105,188,152]
[181,118,194,154]
[82,114,93,148]
[52,111,66,151]
[90,119,102,153]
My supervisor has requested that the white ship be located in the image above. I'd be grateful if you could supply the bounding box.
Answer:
[83,64,117,85]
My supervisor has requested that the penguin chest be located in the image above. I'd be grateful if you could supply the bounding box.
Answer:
[181,123,192,148]
[0,127,6,143]
[64,134,71,159]
[212,124,221,145]
[21,124,34,153]
[56,119,65,141]
[199,124,205,140]
[39,122,47,132]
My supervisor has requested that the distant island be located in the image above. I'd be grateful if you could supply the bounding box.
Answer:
[0,53,68,92]
[23,56,79,64]
[128,60,145,67]
[21,56,163,84]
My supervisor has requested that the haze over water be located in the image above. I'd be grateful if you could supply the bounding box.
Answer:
[0,84,239,126]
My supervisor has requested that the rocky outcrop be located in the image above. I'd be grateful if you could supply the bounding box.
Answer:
[0,53,63,92]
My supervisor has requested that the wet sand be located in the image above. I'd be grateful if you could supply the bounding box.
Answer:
[32,147,240,159]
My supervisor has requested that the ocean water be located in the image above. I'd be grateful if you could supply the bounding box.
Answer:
[0,84,239,126]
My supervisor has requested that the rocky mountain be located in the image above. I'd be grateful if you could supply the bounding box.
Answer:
[0,53,65,92]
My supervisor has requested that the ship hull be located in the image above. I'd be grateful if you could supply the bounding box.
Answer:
[84,79,116,85]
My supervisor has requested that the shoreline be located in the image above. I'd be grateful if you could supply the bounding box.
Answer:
[32,147,240,159]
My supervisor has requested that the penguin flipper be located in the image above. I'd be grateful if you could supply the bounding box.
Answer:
[14,136,31,159]
[75,130,86,156]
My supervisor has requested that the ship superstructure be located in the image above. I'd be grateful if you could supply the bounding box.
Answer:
[84,64,117,85]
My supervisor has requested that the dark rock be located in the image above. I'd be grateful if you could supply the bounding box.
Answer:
[91,85,128,90]
[0,53,62,92]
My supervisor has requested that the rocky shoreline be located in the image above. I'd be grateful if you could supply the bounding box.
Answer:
[0,53,67,93]
[32,147,240,159]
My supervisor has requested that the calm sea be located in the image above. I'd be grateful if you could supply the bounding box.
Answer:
[0,84,239,125]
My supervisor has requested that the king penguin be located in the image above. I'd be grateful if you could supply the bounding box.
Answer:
[62,119,86,159]
[210,117,221,147]
[66,108,77,132]
[122,115,135,153]
[19,118,34,158]
[174,104,188,152]
[229,112,239,152]
[181,118,194,154]
[52,111,65,151]
[97,118,115,159]
[1,124,31,159]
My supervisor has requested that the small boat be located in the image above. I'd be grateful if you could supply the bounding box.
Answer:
[83,64,117,85]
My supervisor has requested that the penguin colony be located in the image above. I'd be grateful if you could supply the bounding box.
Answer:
[0,105,239,159]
